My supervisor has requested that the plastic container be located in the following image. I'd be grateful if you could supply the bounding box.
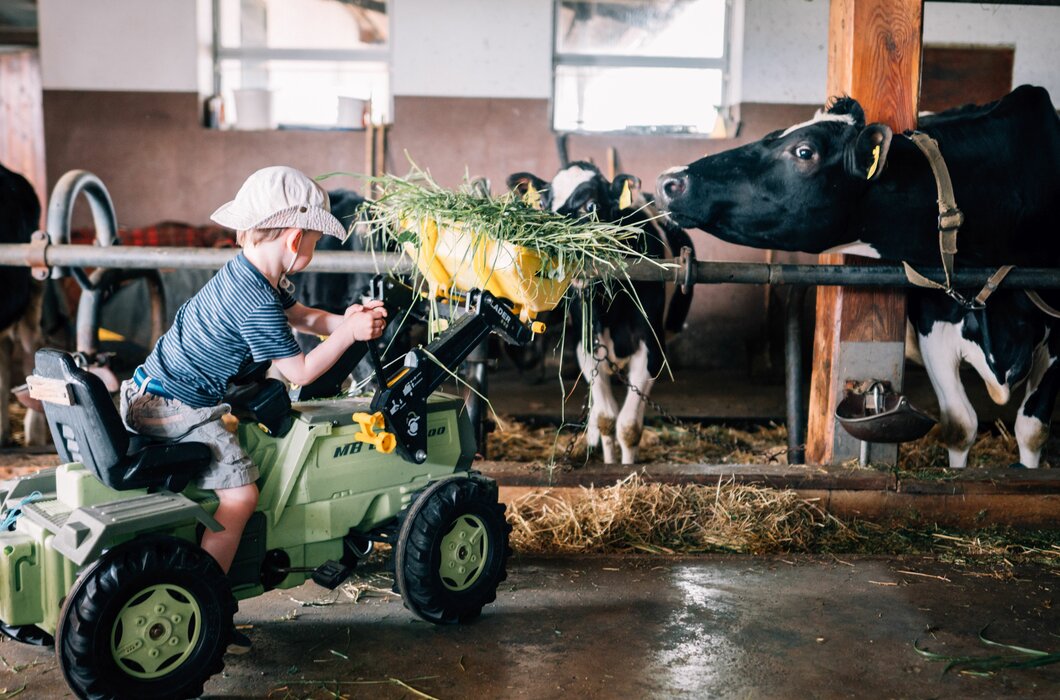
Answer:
[403,217,572,321]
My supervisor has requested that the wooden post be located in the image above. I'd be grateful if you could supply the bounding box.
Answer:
[364,122,377,197]
[806,0,922,465]
[364,120,388,197]
[374,122,387,178]
[0,50,47,224]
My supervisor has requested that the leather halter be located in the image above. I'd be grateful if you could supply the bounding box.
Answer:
[901,131,1014,310]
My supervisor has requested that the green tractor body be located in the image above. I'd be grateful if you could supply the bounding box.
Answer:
[0,286,524,699]
[0,392,475,635]
[0,384,511,700]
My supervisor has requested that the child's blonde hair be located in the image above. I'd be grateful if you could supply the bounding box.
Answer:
[236,227,290,247]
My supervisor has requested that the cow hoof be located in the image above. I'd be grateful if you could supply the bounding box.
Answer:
[1008,462,1028,469]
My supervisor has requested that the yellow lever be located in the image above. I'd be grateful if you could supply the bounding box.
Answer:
[352,411,397,454]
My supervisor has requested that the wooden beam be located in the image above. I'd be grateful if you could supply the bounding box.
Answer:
[0,50,47,226]
[806,0,922,465]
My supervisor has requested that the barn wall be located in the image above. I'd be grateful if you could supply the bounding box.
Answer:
[34,0,1060,370]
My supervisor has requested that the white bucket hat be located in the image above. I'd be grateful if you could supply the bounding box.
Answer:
[210,166,348,240]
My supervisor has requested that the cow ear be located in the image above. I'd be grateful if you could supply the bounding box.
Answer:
[507,172,549,209]
[612,174,641,210]
[827,96,866,128]
[849,123,893,181]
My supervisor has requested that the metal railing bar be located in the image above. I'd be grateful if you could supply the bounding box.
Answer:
[3,243,1060,289]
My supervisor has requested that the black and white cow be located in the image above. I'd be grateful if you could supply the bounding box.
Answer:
[0,163,47,445]
[658,85,1060,468]
[508,162,694,464]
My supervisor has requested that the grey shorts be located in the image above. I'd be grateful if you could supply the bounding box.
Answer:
[119,379,259,490]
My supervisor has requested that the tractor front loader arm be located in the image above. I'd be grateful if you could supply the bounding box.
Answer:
[369,289,532,463]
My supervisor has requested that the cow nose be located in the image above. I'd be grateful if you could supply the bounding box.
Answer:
[657,170,688,206]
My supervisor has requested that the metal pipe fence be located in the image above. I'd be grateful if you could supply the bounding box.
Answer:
[5,242,1060,290]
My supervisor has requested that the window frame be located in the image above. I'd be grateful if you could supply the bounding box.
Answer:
[208,0,391,130]
[550,0,738,136]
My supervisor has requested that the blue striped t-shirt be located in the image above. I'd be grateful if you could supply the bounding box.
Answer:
[142,253,302,407]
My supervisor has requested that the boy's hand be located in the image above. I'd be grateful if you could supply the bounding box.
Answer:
[343,304,387,342]
[344,299,386,319]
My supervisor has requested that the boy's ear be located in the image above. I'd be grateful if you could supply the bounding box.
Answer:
[286,227,304,253]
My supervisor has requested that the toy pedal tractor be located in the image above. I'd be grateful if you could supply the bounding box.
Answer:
[0,263,555,700]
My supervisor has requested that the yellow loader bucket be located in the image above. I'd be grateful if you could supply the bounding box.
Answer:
[403,217,572,321]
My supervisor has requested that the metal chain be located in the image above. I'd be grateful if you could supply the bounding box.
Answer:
[591,343,727,447]
[558,352,598,464]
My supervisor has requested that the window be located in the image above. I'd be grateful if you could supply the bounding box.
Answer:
[552,0,735,135]
[209,0,390,130]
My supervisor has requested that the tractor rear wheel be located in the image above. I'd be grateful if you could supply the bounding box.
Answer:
[56,535,236,700]
[394,474,512,624]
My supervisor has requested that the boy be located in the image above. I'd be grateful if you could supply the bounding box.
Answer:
[120,166,386,650]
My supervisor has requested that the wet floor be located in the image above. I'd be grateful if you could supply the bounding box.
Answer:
[2,555,1056,699]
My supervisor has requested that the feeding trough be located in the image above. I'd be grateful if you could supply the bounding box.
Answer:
[404,216,573,322]
[362,168,649,325]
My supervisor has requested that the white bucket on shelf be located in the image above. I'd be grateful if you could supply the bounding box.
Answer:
[337,96,367,129]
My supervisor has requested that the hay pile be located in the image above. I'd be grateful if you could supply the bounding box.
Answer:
[491,415,1060,473]
[898,420,1055,471]
[507,473,853,555]
[359,168,649,283]
[490,419,791,465]
[505,474,1059,570]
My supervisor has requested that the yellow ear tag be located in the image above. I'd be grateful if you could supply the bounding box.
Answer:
[866,144,881,180]
[523,182,542,210]
[618,180,633,210]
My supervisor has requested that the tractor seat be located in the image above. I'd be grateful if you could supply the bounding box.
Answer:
[31,349,211,493]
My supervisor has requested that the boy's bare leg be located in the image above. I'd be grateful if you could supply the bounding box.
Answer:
[201,483,259,574]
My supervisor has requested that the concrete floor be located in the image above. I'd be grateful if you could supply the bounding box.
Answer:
[2,555,1056,699]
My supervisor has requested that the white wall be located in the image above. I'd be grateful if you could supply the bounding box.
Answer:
[741,0,829,103]
[392,0,552,98]
[38,0,198,91]
[37,0,1060,103]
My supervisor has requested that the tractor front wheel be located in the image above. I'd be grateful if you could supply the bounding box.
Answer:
[394,475,512,624]
[56,535,236,700]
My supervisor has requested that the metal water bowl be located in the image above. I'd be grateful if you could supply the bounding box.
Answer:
[835,383,937,444]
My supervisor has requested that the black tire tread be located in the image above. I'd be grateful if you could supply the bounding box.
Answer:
[395,475,512,625]
[56,536,236,700]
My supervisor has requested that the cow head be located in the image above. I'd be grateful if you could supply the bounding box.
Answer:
[656,97,893,253]
[507,162,640,221]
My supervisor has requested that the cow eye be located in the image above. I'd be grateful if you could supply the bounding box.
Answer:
[794,145,815,160]
[583,201,597,213]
